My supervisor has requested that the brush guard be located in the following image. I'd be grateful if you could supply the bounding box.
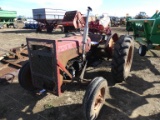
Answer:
[27,38,61,95]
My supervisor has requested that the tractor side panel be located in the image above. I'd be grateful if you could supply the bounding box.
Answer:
[150,19,160,44]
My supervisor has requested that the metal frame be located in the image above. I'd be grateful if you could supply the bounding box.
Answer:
[26,38,61,95]
[127,11,160,51]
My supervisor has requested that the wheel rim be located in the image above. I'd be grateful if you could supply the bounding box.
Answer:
[139,46,142,55]
[105,33,119,57]
[93,87,105,115]
[108,38,115,49]
[125,46,133,73]
[126,46,133,65]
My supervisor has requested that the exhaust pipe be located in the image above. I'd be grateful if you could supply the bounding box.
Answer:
[82,7,92,61]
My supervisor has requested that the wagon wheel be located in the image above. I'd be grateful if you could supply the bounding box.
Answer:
[83,77,108,120]
[111,35,134,82]
[18,61,36,91]
[47,25,54,33]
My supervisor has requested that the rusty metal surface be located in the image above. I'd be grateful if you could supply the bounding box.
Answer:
[57,36,91,67]
[27,38,60,95]
[0,68,19,84]
[0,46,29,83]
[25,36,91,96]
[61,11,85,29]
[0,50,28,68]
[0,44,28,59]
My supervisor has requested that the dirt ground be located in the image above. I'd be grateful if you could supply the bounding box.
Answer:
[0,25,160,120]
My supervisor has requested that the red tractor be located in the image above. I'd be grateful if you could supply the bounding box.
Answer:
[61,10,85,33]
[89,13,111,35]
[18,7,134,120]
[61,10,111,36]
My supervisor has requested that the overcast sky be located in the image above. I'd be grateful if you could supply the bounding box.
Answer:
[1,0,160,17]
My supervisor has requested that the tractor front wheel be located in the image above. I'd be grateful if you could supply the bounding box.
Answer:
[83,77,108,120]
[18,62,36,91]
[111,35,134,82]
[138,45,147,56]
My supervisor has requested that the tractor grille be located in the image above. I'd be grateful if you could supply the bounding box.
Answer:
[27,39,57,90]
[30,51,54,77]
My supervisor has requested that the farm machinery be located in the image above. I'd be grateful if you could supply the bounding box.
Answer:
[34,7,111,35]
[0,9,17,28]
[0,45,28,79]
[126,14,133,31]
[88,13,111,35]
[110,16,121,27]
[60,10,85,33]
[135,12,148,19]
[16,7,134,120]
[33,8,66,33]
[61,10,111,35]
[126,10,160,56]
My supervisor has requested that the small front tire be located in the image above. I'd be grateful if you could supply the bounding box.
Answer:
[18,62,36,91]
[83,77,108,120]
[138,45,147,56]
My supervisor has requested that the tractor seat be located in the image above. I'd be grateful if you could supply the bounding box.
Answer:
[89,33,102,45]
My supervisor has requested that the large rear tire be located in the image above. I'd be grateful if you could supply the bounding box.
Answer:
[18,62,36,91]
[111,35,134,82]
[83,77,108,120]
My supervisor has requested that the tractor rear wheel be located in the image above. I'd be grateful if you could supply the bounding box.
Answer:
[138,45,147,56]
[111,35,134,82]
[18,61,36,91]
[83,77,108,120]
